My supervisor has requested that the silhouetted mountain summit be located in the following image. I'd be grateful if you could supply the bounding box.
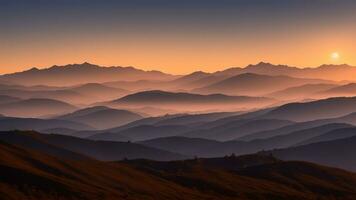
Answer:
[0,63,176,86]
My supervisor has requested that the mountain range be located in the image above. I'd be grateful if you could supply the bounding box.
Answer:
[0,62,175,86]
[1,62,356,199]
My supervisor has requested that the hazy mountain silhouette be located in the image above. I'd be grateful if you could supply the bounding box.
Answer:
[193,73,332,96]
[0,83,129,105]
[246,123,353,149]
[0,131,186,161]
[109,112,239,132]
[182,119,294,141]
[297,127,356,146]
[0,62,176,86]
[0,89,84,104]
[2,142,355,200]
[170,71,211,85]
[0,117,92,131]
[0,98,77,118]
[103,71,226,91]
[90,125,191,141]
[238,119,335,141]
[140,123,353,160]
[107,113,186,132]
[0,131,90,160]
[270,136,356,171]
[103,79,170,91]
[194,107,274,130]
[317,83,356,97]
[113,90,273,104]
[262,96,356,122]
[214,62,356,81]
[0,95,22,104]
[267,83,337,100]
[153,112,240,126]
[89,112,242,141]
[56,106,143,129]
[109,90,275,112]
[140,136,292,157]
[69,83,129,103]
[239,112,356,141]
[178,74,229,90]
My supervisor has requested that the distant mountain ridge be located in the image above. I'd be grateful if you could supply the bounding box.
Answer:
[2,62,355,88]
[213,62,356,81]
[0,62,176,86]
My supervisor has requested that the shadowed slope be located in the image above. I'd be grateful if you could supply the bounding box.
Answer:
[1,142,356,200]
[0,131,186,161]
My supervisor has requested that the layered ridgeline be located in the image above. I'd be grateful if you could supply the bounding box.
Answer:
[55,106,143,129]
[2,62,356,88]
[0,62,175,86]
[106,90,276,113]
[1,139,356,200]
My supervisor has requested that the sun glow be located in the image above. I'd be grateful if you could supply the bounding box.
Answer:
[331,52,340,61]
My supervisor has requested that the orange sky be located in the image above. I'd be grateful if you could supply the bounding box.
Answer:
[1,31,355,75]
[1,0,355,75]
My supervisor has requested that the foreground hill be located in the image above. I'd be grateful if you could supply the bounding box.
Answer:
[0,131,186,161]
[56,106,143,129]
[0,98,77,118]
[1,142,356,200]
[0,62,175,86]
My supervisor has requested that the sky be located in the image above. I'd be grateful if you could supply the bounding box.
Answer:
[0,0,356,74]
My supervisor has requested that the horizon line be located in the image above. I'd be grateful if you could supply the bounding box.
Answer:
[1,61,353,76]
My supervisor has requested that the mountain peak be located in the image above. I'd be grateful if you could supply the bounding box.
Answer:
[318,63,351,69]
[25,67,40,72]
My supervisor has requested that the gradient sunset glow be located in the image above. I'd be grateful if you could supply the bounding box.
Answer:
[1,0,356,74]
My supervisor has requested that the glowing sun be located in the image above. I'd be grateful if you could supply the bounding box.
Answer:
[330,52,340,60]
